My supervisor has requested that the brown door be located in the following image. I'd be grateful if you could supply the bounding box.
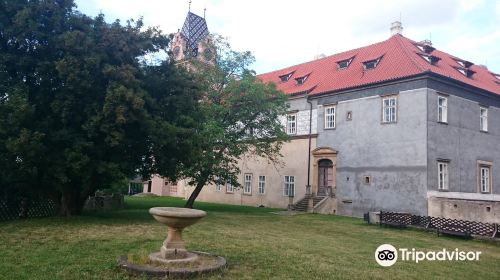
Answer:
[318,159,333,196]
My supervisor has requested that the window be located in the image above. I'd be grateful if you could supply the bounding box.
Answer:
[337,57,353,70]
[286,113,297,134]
[279,73,293,82]
[295,75,308,85]
[418,54,440,65]
[215,178,222,192]
[415,42,435,54]
[258,176,266,194]
[226,181,234,193]
[363,176,371,185]
[479,165,491,193]
[382,96,397,123]
[284,176,295,197]
[244,174,252,194]
[363,57,382,70]
[346,111,353,121]
[480,107,488,132]
[438,96,448,123]
[437,162,449,190]
[324,106,336,129]
[420,54,431,63]
[455,59,472,68]
[169,181,178,193]
[456,67,475,78]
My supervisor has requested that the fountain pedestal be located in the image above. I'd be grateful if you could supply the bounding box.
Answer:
[118,206,226,277]
[148,207,207,264]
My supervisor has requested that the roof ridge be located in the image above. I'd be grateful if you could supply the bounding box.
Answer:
[393,35,426,73]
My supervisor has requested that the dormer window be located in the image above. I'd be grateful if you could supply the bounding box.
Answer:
[418,53,441,65]
[415,41,435,54]
[337,57,354,70]
[279,72,293,83]
[363,57,382,70]
[454,59,473,68]
[456,67,475,78]
[295,75,309,85]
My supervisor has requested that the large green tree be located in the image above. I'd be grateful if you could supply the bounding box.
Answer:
[182,36,289,208]
[0,0,200,215]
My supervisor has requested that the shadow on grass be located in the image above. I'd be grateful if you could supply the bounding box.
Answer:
[124,196,281,214]
[73,196,283,225]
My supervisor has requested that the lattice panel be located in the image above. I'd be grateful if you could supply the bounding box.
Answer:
[410,215,430,228]
[381,211,412,225]
[379,211,497,237]
[0,198,57,221]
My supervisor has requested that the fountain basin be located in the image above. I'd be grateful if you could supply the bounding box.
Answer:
[149,207,207,228]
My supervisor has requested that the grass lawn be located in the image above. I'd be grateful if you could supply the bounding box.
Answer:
[1,197,500,280]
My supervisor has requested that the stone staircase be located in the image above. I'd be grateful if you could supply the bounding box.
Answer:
[292,195,326,212]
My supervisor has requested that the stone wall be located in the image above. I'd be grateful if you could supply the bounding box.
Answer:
[84,193,124,211]
[428,191,500,223]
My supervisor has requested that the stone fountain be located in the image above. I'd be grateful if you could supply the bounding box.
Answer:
[148,207,207,263]
[118,206,226,278]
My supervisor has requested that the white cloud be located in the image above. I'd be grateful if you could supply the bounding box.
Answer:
[75,0,500,73]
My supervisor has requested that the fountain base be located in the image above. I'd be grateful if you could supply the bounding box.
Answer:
[149,251,199,264]
[118,251,226,278]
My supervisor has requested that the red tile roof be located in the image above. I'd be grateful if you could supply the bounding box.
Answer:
[258,34,500,96]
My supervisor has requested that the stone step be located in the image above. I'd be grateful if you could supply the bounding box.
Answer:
[292,196,327,211]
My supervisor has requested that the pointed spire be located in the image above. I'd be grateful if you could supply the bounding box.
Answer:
[188,0,192,12]
[204,7,206,19]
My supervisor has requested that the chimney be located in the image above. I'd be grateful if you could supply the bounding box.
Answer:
[390,21,403,35]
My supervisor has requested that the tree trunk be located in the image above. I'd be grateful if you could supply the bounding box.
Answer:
[184,180,206,208]
[59,190,73,217]
[58,187,82,216]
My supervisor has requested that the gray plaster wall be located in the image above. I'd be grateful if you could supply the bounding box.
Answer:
[426,86,500,194]
[313,82,429,217]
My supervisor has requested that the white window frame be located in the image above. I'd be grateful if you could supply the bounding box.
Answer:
[215,177,222,192]
[479,165,491,193]
[243,173,252,194]
[258,175,266,194]
[324,106,336,129]
[283,176,295,197]
[286,113,297,135]
[382,96,397,123]
[480,107,488,132]
[437,96,448,123]
[226,181,234,193]
[437,161,449,190]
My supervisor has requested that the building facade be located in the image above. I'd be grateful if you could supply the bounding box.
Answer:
[144,17,500,222]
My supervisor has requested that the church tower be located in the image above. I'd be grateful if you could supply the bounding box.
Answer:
[170,6,214,66]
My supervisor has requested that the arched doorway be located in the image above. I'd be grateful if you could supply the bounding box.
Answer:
[311,147,337,197]
[318,159,334,196]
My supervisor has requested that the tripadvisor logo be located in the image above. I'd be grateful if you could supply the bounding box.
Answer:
[375,244,482,267]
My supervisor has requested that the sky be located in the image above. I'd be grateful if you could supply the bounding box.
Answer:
[74,0,500,75]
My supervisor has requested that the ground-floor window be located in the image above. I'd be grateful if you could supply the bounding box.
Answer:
[258,176,266,194]
[226,181,234,193]
[437,161,449,190]
[215,178,222,191]
[284,176,295,197]
[244,174,252,194]
[479,164,492,193]
[170,184,177,193]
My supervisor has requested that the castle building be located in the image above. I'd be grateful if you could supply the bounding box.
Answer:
[145,16,500,223]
